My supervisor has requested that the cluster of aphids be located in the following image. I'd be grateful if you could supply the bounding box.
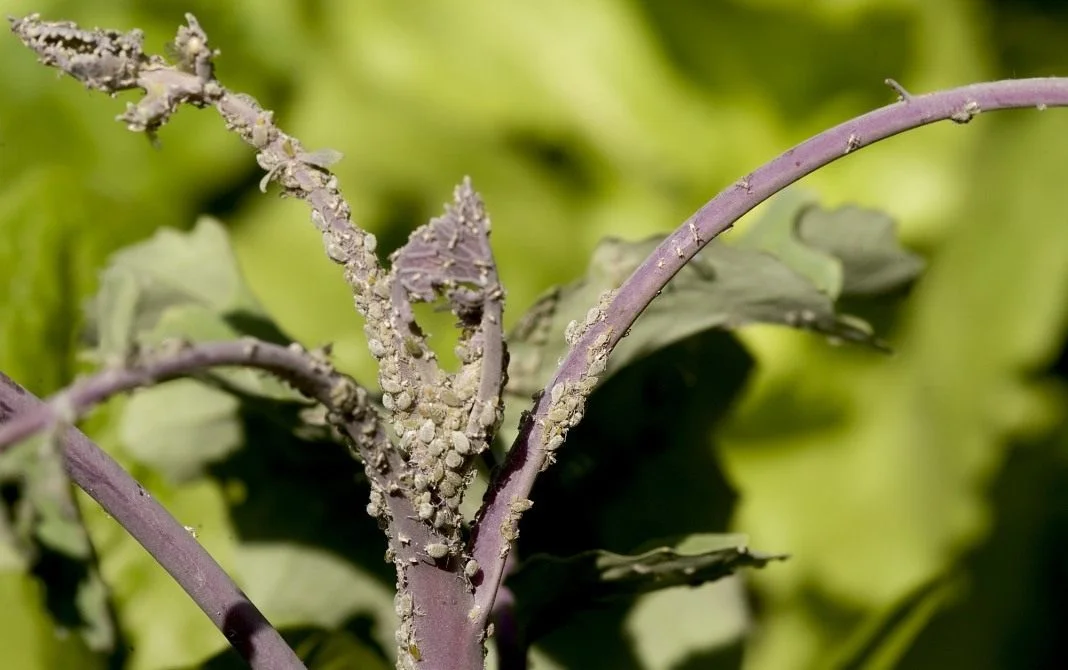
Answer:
[543,288,617,468]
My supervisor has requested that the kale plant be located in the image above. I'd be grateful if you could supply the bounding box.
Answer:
[1,11,1065,670]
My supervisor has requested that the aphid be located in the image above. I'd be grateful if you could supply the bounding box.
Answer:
[368,339,388,359]
[450,431,471,455]
[425,543,450,559]
[439,480,458,498]
[394,593,413,617]
[430,462,445,483]
[404,336,424,358]
[588,356,607,376]
[395,391,413,411]
[428,438,447,456]
[590,328,612,352]
[444,450,464,469]
[468,605,481,621]
[413,473,428,491]
[479,402,498,428]
[440,389,464,407]
[325,240,347,264]
[417,502,434,520]
[464,559,480,578]
[418,419,436,444]
[564,319,580,344]
[585,307,602,327]
[510,498,534,514]
[546,435,564,451]
[550,383,565,404]
[548,407,570,424]
[381,377,403,394]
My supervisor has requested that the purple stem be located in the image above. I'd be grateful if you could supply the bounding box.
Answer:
[471,77,1068,617]
[0,339,376,669]
[0,340,350,451]
[0,371,305,669]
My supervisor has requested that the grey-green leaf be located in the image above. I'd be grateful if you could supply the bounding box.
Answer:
[795,203,925,296]
[507,534,785,641]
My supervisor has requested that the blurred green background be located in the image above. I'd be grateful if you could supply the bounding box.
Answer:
[3,0,1068,668]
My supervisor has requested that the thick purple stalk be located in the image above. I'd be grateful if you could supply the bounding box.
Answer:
[471,77,1068,620]
[0,340,351,450]
[0,370,305,669]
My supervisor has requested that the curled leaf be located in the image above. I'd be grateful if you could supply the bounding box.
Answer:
[507,534,786,641]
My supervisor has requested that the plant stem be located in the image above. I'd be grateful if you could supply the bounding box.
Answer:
[0,340,360,451]
[0,371,306,670]
[471,76,1068,619]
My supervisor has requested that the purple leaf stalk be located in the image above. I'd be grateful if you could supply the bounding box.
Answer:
[5,11,1068,670]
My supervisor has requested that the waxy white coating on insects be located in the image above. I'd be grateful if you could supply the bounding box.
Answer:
[550,383,565,404]
[589,327,613,354]
[589,356,607,376]
[479,401,498,429]
[510,498,533,514]
[367,338,388,359]
[430,462,445,483]
[450,431,471,454]
[417,501,434,520]
[425,543,450,559]
[564,319,581,345]
[427,438,446,457]
[444,450,464,469]
[413,473,428,491]
[394,593,413,617]
[418,419,436,444]
[585,307,603,327]
[394,390,413,410]
[440,388,464,407]
[465,559,480,578]
[439,480,458,498]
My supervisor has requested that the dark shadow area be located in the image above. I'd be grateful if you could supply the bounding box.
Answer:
[518,329,753,667]
[188,611,390,670]
[986,0,1068,77]
[897,428,1068,669]
[503,129,599,196]
[370,190,429,264]
[222,310,293,347]
[205,399,394,586]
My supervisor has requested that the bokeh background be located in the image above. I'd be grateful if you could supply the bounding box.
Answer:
[3,0,1068,668]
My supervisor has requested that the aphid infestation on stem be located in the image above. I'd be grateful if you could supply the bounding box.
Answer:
[3,10,1068,670]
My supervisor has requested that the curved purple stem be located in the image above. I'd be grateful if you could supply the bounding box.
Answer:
[0,371,305,669]
[471,77,1068,619]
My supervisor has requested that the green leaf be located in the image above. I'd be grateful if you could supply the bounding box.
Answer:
[793,204,926,297]
[0,433,119,656]
[508,533,785,642]
[506,196,913,404]
[734,190,843,298]
[119,380,243,482]
[86,218,304,482]
[832,572,959,670]
[85,216,279,365]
